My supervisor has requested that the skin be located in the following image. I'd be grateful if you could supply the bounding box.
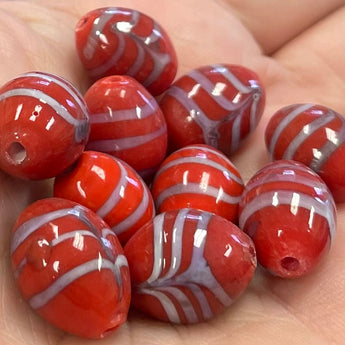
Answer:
[0,0,345,344]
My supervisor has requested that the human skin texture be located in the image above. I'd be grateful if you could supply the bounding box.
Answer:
[0,1,345,345]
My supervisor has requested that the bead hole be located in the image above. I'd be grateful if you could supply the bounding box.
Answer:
[77,16,89,30]
[7,142,27,165]
[105,75,128,85]
[280,256,300,271]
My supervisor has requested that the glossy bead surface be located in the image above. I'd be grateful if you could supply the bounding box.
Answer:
[54,151,155,244]
[84,75,167,179]
[265,103,345,203]
[0,72,89,180]
[151,144,244,222]
[124,208,256,324]
[11,198,131,338]
[239,160,336,278]
[159,64,265,155]
[75,7,178,96]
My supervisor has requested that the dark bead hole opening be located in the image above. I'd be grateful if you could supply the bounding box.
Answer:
[280,256,300,271]
[77,16,89,30]
[7,142,27,165]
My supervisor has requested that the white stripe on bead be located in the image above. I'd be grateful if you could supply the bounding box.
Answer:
[211,64,253,94]
[19,72,88,118]
[268,104,315,158]
[11,207,76,254]
[89,95,159,123]
[113,183,151,235]
[83,8,121,60]
[96,160,128,218]
[0,88,87,142]
[155,183,241,209]
[86,123,166,151]
[29,255,128,309]
[155,155,243,185]
[310,120,345,172]
[139,287,181,323]
[85,7,171,86]
[239,190,336,240]
[283,110,336,160]
[87,27,126,77]
[139,209,232,323]
[167,85,220,147]
[155,286,199,323]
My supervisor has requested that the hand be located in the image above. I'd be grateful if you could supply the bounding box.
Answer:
[1,1,344,344]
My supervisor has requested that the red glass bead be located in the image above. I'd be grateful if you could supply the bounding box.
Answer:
[11,197,131,339]
[159,64,265,155]
[0,72,89,180]
[54,151,155,244]
[75,7,178,96]
[84,75,167,179]
[265,103,345,203]
[239,160,336,278]
[124,208,256,324]
[151,144,244,223]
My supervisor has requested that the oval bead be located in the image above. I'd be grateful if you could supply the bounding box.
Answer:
[265,103,345,203]
[159,64,265,155]
[239,160,336,278]
[151,144,244,223]
[11,198,131,339]
[75,7,178,96]
[54,151,155,244]
[84,75,167,179]
[0,72,89,180]
[124,208,256,324]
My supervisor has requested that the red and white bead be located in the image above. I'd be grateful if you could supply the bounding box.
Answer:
[54,151,155,244]
[11,198,131,339]
[265,103,345,203]
[124,208,256,324]
[84,75,167,179]
[0,71,89,180]
[151,144,244,223]
[159,64,265,155]
[239,160,336,278]
[75,7,178,96]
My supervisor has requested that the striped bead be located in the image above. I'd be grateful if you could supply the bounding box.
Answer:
[159,64,265,155]
[124,208,256,324]
[54,151,155,244]
[84,75,167,180]
[265,103,345,202]
[75,7,178,96]
[11,198,131,339]
[0,71,89,180]
[239,160,336,278]
[151,144,244,222]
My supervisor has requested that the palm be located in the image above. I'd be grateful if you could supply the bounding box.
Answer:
[1,1,344,344]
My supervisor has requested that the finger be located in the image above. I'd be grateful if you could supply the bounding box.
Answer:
[272,5,345,113]
[225,0,345,54]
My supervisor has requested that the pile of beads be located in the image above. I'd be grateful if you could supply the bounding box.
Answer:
[0,4,339,340]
